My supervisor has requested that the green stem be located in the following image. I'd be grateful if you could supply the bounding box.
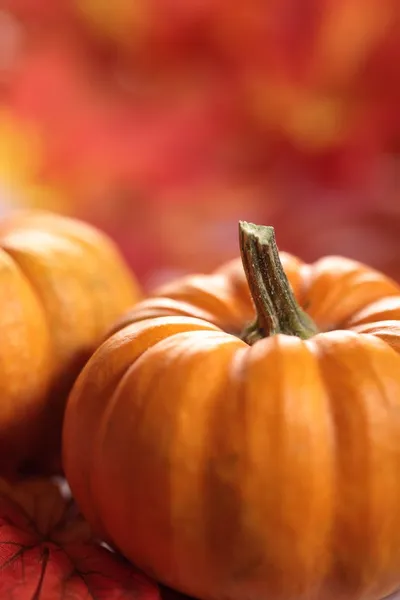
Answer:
[239,221,318,344]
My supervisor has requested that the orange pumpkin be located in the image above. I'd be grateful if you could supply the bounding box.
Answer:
[63,221,400,600]
[0,209,140,477]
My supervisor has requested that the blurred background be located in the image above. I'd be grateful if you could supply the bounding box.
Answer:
[0,0,399,289]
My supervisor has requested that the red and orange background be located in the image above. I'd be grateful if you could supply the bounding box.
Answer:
[0,0,399,287]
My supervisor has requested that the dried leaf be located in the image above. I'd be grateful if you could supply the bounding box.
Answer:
[0,477,161,600]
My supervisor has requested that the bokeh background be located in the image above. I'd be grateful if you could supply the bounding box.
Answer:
[0,0,399,289]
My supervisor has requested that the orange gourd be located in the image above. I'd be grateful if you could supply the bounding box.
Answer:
[63,221,400,600]
[0,209,140,476]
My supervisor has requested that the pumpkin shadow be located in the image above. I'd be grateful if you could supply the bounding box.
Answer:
[160,585,195,600]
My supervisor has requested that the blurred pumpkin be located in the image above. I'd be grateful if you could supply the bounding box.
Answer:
[64,221,400,600]
[0,209,140,477]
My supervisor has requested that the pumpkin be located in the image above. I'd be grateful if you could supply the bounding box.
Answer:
[0,209,140,477]
[63,221,400,600]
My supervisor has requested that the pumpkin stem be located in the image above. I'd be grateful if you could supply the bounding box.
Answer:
[239,221,318,344]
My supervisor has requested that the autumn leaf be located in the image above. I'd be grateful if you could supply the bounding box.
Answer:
[0,477,161,600]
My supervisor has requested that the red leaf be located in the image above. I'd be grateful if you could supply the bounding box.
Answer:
[0,478,161,600]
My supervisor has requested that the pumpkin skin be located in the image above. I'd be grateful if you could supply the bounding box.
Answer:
[0,209,141,476]
[63,243,400,600]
